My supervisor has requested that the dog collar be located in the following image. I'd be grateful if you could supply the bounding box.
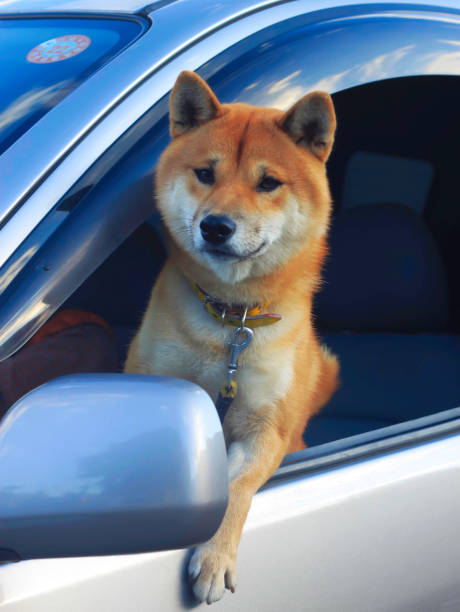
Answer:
[191,282,282,328]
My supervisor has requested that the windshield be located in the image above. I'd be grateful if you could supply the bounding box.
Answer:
[0,16,143,155]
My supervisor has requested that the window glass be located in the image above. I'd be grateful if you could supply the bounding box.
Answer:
[0,17,143,155]
[198,14,460,106]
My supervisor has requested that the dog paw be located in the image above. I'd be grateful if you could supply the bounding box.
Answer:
[188,546,237,604]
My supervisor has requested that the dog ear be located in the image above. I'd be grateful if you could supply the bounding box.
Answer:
[279,91,336,162]
[169,71,222,138]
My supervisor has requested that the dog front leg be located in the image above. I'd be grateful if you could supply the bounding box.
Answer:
[188,422,288,604]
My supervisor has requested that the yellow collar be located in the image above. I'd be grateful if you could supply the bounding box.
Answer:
[191,283,282,328]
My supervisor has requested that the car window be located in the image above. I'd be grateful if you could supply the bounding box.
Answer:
[0,16,144,155]
[0,8,458,439]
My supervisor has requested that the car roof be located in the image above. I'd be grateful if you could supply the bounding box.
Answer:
[0,0,171,14]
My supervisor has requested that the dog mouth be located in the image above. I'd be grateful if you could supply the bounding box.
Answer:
[203,242,266,262]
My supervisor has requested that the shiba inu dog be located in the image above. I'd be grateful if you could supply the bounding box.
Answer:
[125,71,339,604]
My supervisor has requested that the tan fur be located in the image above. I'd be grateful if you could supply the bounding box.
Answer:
[125,71,339,604]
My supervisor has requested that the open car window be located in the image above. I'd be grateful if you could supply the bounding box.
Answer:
[0,5,458,447]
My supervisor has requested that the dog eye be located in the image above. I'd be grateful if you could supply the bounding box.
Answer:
[194,167,215,185]
[258,176,282,192]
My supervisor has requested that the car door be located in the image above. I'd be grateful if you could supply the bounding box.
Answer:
[2,420,459,611]
[1,2,459,610]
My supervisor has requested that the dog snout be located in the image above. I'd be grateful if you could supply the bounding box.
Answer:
[200,215,236,245]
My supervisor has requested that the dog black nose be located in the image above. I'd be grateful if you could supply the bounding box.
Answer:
[200,215,236,245]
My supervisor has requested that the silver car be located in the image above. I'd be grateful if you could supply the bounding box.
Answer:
[0,0,459,610]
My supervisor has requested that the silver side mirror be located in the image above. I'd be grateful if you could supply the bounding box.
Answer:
[0,374,228,561]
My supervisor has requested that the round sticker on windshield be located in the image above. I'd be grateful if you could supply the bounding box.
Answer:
[27,35,91,64]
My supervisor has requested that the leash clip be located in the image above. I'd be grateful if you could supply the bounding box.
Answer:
[217,308,253,420]
[226,320,253,390]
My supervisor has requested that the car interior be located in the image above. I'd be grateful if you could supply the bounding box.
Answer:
[63,75,460,447]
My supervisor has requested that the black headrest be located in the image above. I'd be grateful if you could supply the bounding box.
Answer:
[315,203,449,332]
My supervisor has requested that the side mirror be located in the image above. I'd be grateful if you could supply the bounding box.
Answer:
[0,374,228,561]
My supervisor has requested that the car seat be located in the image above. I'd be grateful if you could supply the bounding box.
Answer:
[306,203,460,445]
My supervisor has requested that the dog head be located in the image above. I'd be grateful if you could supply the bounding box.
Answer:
[156,71,336,284]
